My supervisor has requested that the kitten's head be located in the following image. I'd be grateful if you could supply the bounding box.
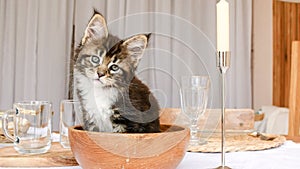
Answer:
[75,12,150,88]
[95,33,150,88]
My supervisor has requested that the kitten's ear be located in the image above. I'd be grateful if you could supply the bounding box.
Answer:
[81,13,108,45]
[122,34,150,68]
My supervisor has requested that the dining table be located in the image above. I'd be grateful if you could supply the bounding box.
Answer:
[1,108,300,169]
[1,138,300,169]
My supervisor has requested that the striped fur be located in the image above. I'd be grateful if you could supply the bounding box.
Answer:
[74,13,160,133]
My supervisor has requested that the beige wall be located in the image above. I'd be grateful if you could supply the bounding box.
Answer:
[252,0,273,110]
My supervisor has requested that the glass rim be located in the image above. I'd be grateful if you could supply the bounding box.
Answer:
[60,99,80,103]
[180,75,210,88]
[14,100,52,106]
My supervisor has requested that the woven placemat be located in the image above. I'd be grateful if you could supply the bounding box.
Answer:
[188,133,286,153]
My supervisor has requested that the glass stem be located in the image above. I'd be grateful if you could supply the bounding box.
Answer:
[190,119,199,145]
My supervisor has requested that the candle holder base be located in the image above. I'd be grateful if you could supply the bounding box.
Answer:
[214,166,232,169]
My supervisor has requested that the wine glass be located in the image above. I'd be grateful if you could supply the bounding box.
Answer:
[180,76,210,146]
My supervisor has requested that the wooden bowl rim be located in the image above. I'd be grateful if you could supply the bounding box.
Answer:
[69,123,189,136]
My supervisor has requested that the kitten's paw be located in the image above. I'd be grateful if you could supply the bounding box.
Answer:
[113,124,126,133]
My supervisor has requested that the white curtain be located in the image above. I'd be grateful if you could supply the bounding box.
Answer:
[0,0,74,129]
[0,0,252,130]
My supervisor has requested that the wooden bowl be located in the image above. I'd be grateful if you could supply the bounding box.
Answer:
[69,124,190,169]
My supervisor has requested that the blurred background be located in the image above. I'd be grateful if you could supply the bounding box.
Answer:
[0,0,273,131]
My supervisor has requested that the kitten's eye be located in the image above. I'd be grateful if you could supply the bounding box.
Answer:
[91,55,100,64]
[110,64,119,72]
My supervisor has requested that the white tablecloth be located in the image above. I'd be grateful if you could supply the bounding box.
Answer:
[1,141,300,169]
[177,141,300,169]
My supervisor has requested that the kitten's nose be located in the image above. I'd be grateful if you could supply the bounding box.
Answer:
[97,72,105,78]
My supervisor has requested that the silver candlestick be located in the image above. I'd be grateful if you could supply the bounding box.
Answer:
[216,51,231,169]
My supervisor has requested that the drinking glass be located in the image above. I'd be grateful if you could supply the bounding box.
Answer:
[2,101,52,154]
[59,100,81,148]
[180,76,209,146]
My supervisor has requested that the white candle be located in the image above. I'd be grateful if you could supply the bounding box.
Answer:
[217,0,230,51]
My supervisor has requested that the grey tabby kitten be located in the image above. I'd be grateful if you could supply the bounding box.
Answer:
[74,12,160,133]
